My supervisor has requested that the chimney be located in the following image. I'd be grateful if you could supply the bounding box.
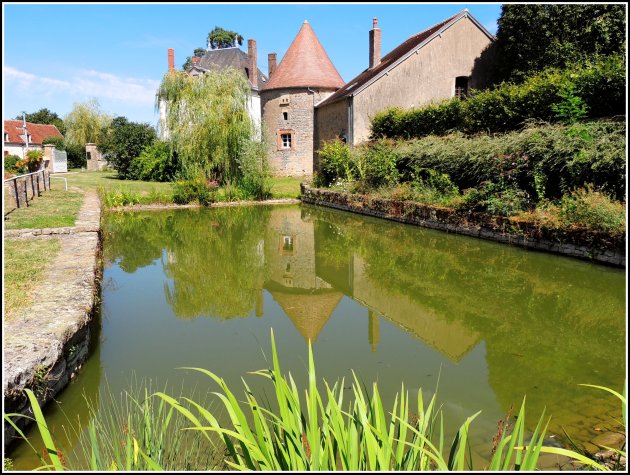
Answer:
[268,52,277,78]
[369,18,381,69]
[248,39,258,89]
[191,56,200,66]
[168,48,174,72]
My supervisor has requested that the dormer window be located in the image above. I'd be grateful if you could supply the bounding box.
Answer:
[4,133,8,142]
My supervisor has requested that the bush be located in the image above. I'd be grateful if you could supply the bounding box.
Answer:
[237,140,272,200]
[315,139,355,187]
[66,142,86,169]
[4,154,26,175]
[355,139,399,190]
[17,149,44,173]
[130,141,180,182]
[559,185,626,232]
[101,187,142,208]
[41,136,65,151]
[371,55,625,139]
[172,177,216,205]
[393,120,625,202]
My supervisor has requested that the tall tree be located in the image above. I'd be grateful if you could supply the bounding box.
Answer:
[207,26,243,49]
[16,108,66,135]
[156,68,253,183]
[490,4,626,84]
[64,99,112,148]
[97,116,157,179]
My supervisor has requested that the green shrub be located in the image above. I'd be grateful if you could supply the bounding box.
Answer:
[237,140,273,200]
[4,154,26,175]
[66,142,86,169]
[355,140,399,190]
[316,139,356,187]
[130,141,180,182]
[484,185,532,217]
[559,185,626,233]
[101,187,142,208]
[371,55,625,139]
[41,136,65,151]
[172,177,216,205]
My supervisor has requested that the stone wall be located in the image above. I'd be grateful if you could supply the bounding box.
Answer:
[351,15,493,144]
[261,88,335,176]
[314,98,348,169]
[301,184,625,267]
[85,143,106,171]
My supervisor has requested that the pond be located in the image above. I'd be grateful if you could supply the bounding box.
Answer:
[10,204,626,470]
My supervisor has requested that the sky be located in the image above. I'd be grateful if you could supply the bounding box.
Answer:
[3,2,502,129]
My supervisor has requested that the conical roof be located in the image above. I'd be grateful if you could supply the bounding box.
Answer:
[263,20,344,91]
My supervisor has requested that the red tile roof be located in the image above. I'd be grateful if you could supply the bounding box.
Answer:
[4,120,63,146]
[317,11,487,108]
[263,21,344,91]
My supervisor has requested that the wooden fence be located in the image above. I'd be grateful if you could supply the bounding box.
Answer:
[3,169,51,214]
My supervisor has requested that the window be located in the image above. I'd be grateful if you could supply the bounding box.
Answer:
[283,112,288,120]
[281,133,291,149]
[86,151,92,161]
[282,235,294,252]
[455,76,469,99]
[279,235,296,256]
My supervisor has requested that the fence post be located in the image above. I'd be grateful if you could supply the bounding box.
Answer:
[48,171,51,190]
[23,178,29,207]
[31,174,35,199]
[13,178,20,208]
[36,173,41,196]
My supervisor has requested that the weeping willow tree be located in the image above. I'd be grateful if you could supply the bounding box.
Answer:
[156,68,253,183]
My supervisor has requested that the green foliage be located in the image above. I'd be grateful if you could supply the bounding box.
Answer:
[559,185,626,233]
[41,136,66,151]
[355,140,399,190]
[3,458,13,471]
[101,187,142,208]
[392,120,625,202]
[315,139,356,187]
[21,149,44,172]
[551,84,589,124]
[156,68,253,184]
[66,142,86,169]
[64,98,112,148]
[129,140,180,182]
[4,154,26,175]
[490,4,626,84]
[371,56,625,139]
[98,116,157,180]
[172,177,216,205]
[17,108,66,135]
[207,26,243,49]
[237,139,273,200]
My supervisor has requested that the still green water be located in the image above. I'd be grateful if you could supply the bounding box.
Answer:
[10,204,626,470]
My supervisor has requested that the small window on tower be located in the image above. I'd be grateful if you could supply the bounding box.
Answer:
[283,112,288,120]
[455,76,469,99]
[281,133,292,149]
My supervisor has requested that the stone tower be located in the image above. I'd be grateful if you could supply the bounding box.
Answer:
[261,20,344,176]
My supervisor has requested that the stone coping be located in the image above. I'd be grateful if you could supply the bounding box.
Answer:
[301,183,625,268]
[3,190,102,451]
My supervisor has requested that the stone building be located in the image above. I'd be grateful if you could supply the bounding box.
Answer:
[315,10,495,149]
[260,21,344,176]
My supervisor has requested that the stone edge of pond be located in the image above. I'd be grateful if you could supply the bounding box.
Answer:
[3,190,102,452]
[301,183,626,268]
[108,198,301,212]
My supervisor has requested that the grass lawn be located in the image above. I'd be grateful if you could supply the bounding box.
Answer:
[3,238,61,319]
[59,170,304,201]
[4,189,84,229]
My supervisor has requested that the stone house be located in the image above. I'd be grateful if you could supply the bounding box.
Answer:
[3,120,63,159]
[260,21,344,176]
[159,43,267,139]
[314,10,495,151]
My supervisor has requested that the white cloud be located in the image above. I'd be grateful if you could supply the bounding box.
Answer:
[4,66,160,106]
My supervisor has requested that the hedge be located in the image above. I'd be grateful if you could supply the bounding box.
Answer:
[371,54,625,139]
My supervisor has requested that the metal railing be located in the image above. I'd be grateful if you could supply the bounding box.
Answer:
[3,169,51,209]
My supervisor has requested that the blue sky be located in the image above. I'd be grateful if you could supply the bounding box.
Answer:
[3,2,502,128]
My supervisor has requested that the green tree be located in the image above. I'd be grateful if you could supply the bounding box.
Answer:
[490,4,626,84]
[156,68,253,183]
[207,26,243,49]
[64,99,112,149]
[98,116,157,179]
[16,108,66,135]
[41,136,65,150]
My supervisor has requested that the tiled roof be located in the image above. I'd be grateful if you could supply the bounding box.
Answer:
[3,120,63,145]
[317,11,487,108]
[189,47,267,90]
[263,21,344,91]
